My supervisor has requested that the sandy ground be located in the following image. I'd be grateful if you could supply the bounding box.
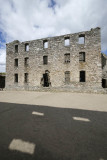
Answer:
[0,91,107,112]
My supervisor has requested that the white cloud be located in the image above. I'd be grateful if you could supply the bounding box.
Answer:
[0,49,6,63]
[0,48,6,72]
[0,0,107,72]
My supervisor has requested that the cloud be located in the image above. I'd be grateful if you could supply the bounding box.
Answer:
[0,48,6,72]
[0,0,107,72]
[0,49,6,63]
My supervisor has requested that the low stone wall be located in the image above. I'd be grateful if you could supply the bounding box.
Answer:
[5,85,107,94]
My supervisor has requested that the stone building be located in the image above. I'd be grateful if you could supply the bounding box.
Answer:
[102,54,107,88]
[6,27,104,93]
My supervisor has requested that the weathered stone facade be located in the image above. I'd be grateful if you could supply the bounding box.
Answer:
[6,27,104,93]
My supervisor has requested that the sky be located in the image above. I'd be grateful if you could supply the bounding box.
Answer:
[0,0,107,72]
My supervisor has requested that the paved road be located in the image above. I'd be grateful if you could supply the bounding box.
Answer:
[0,102,107,160]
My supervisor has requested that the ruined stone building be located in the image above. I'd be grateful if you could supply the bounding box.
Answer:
[6,27,106,93]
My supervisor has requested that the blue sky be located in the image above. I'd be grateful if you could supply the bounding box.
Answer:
[0,0,107,72]
[0,32,6,47]
[48,0,56,8]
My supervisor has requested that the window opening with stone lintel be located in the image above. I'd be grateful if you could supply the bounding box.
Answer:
[14,74,18,83]
[15,45,18,53]
[79,52,85,62]
[24,73,28,83]
[65,71,70,84]
[79,34,85,44]
[64,53,70,63]
[14,59,18,67]
[43,40,48,48]
[43,56,48,65]
[64,37,70,46]
[25,43,29,51]
[24,57,29,66]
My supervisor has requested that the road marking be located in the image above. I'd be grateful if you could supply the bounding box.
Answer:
[9,139,35,154]
[73,117,90,122]
[32,111,44,116]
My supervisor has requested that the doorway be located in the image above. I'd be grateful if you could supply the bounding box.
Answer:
[43,73,49,87]
[102,79,107,88]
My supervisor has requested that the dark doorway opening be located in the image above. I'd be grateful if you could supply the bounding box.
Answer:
[80,71,85,82]
[41,70,51,87]
[102,79,107,88]
[0,75,5,89]
[43,73,49,87]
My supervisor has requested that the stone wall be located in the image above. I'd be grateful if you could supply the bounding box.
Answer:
[6,27,104,93]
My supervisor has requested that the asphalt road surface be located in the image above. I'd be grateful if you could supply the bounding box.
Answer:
[0,102,107,160]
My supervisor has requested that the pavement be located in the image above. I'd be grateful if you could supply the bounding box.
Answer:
[0,91,107,160]
[0,91,107,112]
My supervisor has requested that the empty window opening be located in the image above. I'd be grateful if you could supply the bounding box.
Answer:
[79,35,85,44]
[25,43,29,51]
[15,45,18,53]
[41,70,51,87]
[65,71,70,84]
[64,37,70,46]
[14,59,18,67]
[43,40,48,48]
[102,79,107,88]
[80,71,85,82]
[24,73,28,83]
[64,53,70,63]
[79,52,85,62]
[24,57,29,66]
[43,56,48,65]
[14,74,18,83]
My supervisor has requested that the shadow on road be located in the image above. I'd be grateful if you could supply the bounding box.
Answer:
[0,102,107,160]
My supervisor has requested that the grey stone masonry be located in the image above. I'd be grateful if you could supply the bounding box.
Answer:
[6,27,105,93]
